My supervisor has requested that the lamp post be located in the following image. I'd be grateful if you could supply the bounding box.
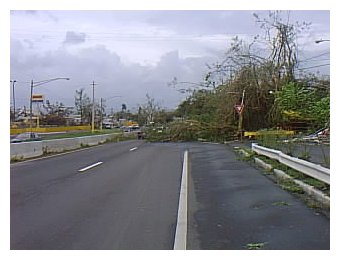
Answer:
[29,77,70,132]
[100,95,122,131]
[10,80,16,122]
[315,39,330,44]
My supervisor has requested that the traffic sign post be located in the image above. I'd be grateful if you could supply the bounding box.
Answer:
[235,89,245,141]
[234,104,244,114]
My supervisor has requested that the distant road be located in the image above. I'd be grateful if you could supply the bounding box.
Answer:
[11,141,329,250]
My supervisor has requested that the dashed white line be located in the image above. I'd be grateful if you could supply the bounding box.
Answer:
[78,161,103,172]
[129,147,138,151]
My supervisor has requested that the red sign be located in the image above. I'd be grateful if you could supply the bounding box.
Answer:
[234,104,244,114]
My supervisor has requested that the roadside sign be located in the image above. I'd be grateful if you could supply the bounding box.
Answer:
[31,94,44,102]
[234,104,244,114]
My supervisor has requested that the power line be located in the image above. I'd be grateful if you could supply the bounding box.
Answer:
[299,58,330,63]
[298,52,330,63]
[296,63,330,70]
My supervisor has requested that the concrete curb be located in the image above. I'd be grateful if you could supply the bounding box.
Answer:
[254,157,273,171]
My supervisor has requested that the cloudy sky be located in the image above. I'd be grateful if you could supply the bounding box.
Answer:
[10,9,330,112]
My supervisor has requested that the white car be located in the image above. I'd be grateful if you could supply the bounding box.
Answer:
[11,132,41,143]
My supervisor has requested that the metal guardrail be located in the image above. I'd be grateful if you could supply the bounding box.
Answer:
[252,143,330,185]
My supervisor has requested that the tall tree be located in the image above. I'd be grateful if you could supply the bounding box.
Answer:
[75,88,92,124]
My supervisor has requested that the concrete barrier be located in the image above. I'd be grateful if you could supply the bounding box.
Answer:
[11,141,43,160]
[43,138,81,153]
[78,134,113,146]
[10,133,121,160]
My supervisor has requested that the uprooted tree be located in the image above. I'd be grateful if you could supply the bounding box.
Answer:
[171,11,329,141]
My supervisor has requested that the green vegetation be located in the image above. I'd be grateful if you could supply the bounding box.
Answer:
[272,201,291,206]
[246,242,266,250]
[270,82,330,128]
[255,154,329,196]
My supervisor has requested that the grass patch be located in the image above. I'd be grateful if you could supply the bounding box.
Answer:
[255,155,329,196]
[278,178,304,193]
[10,156,24,163]
[246,242,266,250]
[272,201,291,206]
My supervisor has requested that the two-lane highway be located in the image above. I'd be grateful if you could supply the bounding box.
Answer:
[11,141,330,250]
[11,140,184,249]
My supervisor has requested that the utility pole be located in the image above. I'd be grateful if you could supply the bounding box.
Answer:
[30,80,34,132]
[10,80,16,122]
[100,98,103,131]
[91,81,97,133]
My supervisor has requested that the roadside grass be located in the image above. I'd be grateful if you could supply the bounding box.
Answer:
[245,242,266,250]
[256,155,330,196]
[272,201,291,206]
[233,146,330,216]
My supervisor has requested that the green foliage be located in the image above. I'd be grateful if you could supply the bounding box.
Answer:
[270,82,330,128]
[311,96,330,126]
[246,242,266,250]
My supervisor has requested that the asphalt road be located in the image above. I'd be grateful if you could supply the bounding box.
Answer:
[186,142,330,249]
[11,141,330,250]
[11,140,183,249]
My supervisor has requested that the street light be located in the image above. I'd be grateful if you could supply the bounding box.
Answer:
[100,95,122,130]
[315,39,330,44]
[29,77,70,132]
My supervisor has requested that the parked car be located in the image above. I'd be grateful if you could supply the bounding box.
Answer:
[11,132,42,143]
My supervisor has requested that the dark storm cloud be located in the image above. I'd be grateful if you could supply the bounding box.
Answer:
[10,44,212,109]
[63,31,87,45]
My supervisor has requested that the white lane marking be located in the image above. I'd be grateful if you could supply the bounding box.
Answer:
[174,150,189,250]
[129,147,138,151]
[78,161,103,172]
